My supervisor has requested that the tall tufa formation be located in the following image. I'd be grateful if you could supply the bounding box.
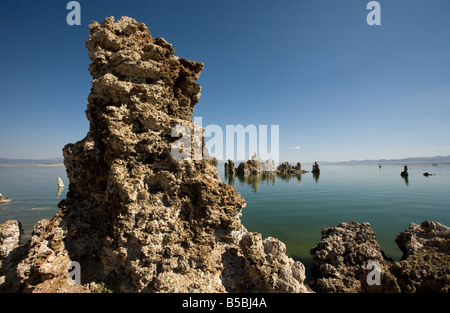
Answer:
[0,17,309,293]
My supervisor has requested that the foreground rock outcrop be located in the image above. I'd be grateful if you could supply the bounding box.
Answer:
[310,221,450,293]
[310,222,400,293]
[0,16,309,293]
[0,221,24,291]
[0,221,22,260]
[391,221,450,292]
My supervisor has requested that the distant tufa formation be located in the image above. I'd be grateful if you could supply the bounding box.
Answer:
[0,17,309,293]
[225,153,308,176]
[0,193,12,205]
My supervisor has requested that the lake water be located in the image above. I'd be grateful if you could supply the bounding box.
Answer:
[0,166,69,240]
[218,163,450,277]
[1,163,449,280]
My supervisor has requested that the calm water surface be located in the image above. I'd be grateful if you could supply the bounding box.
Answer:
[0,166,68,240]
[219,163,450,276]
[1,163,449,279]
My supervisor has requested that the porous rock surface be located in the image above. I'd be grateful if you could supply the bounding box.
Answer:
[0,221,22,260]
[310,221,450,293]
[310,222,400,293]
[0,16,309,293]
[236,159,261,175]
[224,160,236,175]
[391,221,450,292]
[0,220,24,291]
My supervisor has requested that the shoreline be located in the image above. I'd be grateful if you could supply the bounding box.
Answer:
[0,163,65,167]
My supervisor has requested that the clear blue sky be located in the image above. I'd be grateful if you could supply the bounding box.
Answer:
[1,0,449,162]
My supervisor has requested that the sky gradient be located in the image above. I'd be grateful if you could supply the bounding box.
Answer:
[1,0,449,163]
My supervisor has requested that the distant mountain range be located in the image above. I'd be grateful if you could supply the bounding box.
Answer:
[0,157,63,165]
[1,155,449,166]
[316,155,450,165]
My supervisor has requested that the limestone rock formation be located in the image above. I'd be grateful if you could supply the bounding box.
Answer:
[236,159,261,175]
[277,162,305,174]
[235,154,290,174]
[310,221,450,293]
[261,160,277,172]
[57,177,64,188]
[310,222,400,293]
[0,193,12,205]
[401,165,408,177]
[311,162,320,173]
[0,221,24,291]
[0,16,309,293]
[224,160,235,175]
[0,221,22,260]
[391,221,450,292]
[395,221,450,257]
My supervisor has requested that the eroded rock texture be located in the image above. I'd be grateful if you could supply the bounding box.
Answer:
[0,221,22,260]
[391,221,450,292]
[224,160,236,175]
[0,221,25,291]
[310,222,400,293]
[236,159,261,175]
[0,16,309,293]
[310,221,450,293]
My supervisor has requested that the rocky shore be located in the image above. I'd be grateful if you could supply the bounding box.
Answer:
[0,17,309,293]
[0,16,448,294]
[309,221,450,293]
[2,216,449,293]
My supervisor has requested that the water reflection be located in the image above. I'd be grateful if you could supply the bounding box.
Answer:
[400,165,409,186]
[278,172,302,183]
[56,187,64,199]
[402,175,409,186]
[57,176,65,199]
[312,171,320,183]
[225,172,305,192]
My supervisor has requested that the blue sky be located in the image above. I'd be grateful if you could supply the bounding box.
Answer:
[0,0,449,162]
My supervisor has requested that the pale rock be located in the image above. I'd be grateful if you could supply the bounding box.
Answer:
[0,193,12,205]
[0,221,22,260]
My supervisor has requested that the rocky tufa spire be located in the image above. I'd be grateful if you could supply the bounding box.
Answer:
[0,16,309,293]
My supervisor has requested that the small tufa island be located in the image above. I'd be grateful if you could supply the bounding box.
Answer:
[225,153,309,176]
[0,193,12,205]
[57,177,64,189]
